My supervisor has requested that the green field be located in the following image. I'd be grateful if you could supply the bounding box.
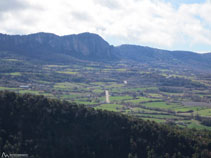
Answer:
[3,72,21,76]
[54,82,80,89]
[56,71,78,75]
[142,102,180,109]
[185,120,211,130]
[110,96,133,102]
[95,104,123,112]
[197,109,211,116]
[0,87,19,90]
[19,90,40,95]
[125,96,158,104]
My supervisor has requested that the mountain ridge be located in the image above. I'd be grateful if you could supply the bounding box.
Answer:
[0,32,211,70]
[1,32,209,54]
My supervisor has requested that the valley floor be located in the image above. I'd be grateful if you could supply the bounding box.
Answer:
[1,56,211,130]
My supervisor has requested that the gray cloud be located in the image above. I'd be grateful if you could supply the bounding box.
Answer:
[94,0,121,9]
[71,11,93,22]
[0,0,29,12]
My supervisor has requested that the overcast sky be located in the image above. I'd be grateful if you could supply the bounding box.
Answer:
[0,0,210,53]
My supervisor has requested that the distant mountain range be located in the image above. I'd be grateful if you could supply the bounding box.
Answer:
[0,32,211,69]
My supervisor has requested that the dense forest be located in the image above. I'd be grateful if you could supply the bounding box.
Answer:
[0,91,211,158]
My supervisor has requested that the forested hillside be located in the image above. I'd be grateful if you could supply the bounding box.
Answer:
[0,91,210,158]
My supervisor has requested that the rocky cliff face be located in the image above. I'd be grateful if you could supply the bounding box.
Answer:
[0,32,115,61]
[61,33,114,59]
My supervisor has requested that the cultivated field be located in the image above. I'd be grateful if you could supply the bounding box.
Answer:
[1,56,211,130]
